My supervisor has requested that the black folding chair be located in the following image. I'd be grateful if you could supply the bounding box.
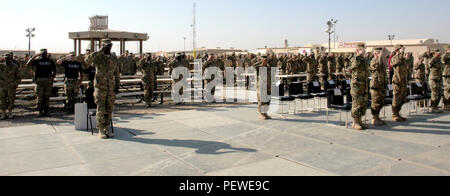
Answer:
[272,83,295,114]
[326,88,352,127]
[307,81,327,111]
[289,82,314,113]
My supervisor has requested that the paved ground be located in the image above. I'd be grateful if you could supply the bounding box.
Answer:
[1,102,449,176]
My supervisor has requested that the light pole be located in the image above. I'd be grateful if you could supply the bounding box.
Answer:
[388,35,395,46]
[331,19,338,48]
[25,27,36,56]
[183,37,186,52]
[326,21,335,53]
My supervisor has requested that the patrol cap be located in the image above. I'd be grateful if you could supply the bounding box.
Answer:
[102,39,113,47]
[430,49,440,53]
[86,49,91,52]
[394,45,404,50]
[69,52,76,56]
[356,43,366,49]
[40,48,48,53]
[4,53,11,58]
[373,47,383,51]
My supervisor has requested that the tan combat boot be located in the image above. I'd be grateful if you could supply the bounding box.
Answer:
[106,129,115,138]
[264,113,272,120]
[372,115,386,126]
[259,113,270,120]
[352,117,364,131]
[392,109,406,122]
[99,129,108,139]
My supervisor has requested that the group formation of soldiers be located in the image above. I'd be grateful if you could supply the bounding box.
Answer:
[0,41,449,137]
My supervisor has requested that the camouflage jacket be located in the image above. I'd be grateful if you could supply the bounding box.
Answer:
[369,57,387,90]
[85,52,120,91]
[138,59,156,83]
[391,53,408,85]
[414,62,426,82]
[0,62,21,87]
[429,56,443,81]
[350,55,369,86]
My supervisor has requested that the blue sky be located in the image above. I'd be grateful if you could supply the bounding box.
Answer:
[1,0,449,53]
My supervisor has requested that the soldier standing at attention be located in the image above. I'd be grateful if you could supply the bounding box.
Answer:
[390,45,408,122]
[336,53,345,80]
[414,56,426,85]
[0,53,21,119]
[304,53,318,82]
[256,53,275,120]
[443,46,450,111]
[85,39,120,139]
[318,53,328,88]
[169,53,188,102]
[349,43,369,130]
[327,53,336,81]
[138,53,157,108]
[57,52,83,114]
[428,49,444,113]
[26,49,56,117]
[369,48,387,126]
[203,54,219,101]
[405,52,414,82]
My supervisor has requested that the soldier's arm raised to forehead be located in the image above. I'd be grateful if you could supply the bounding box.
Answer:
[85,52,99,67]
[390,54,404,68]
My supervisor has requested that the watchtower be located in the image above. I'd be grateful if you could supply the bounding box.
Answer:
[89,15,108,31]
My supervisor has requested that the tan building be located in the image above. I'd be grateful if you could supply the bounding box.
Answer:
[155,47,247,57]
[260,38,448,60]
[0,50,35,57]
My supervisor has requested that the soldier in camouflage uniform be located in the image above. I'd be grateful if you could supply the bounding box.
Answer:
[349,43,369,130]
[336,53,345,80]
[0,53,21,119]
[344,53,353,80]
[428,49,444,113]
[414,56,426,85]
[390,45,408,121]
[443,46,450,111]
[304,53,318,82]
[318,53,328,89]
[405,52,414,82]
[203,54,220,102]
[369,48,387,126]
[256,52,276,120]
[119,51,130,75]
[327,53,337,81]
[85,39,120,139]
[169,53,189,102]
[138,53,157,107]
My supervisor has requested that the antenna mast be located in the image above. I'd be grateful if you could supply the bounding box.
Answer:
[193,2,197,58]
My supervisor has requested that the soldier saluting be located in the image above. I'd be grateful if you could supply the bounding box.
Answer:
[428,49,444,113]
[85,39,120,139]
[369,48,388,126]
[0,53,21,120]
[57,52,83,114]
[390,45,408,122]
[26,49,56,117]
[348,43,369,130]
[138,53,157,108]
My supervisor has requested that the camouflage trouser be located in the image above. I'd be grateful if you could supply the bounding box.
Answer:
[319,74,327,90]
[35,78,53,112]
[65,79,79,111]
[307,72,316,82]
[257,81,271,114]
[143,80,155,104]
[95,88,115,131]
[444,77,449,106]
[0,86,17,110]
[392,83,407,112]
[370,88,386,116]
[429,79,442,108]
[351,82,368,118]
